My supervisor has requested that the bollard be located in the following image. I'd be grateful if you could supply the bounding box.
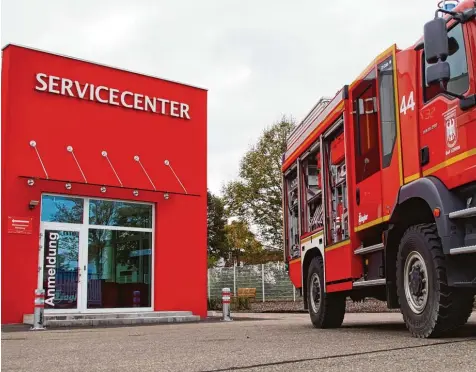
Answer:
[133,290,141,307]
[222,287,232,321]
[31,289,46,331]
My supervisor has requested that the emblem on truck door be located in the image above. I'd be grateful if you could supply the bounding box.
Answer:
[444,107,460,154]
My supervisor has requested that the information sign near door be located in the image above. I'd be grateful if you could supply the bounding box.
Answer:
[7,216,33,234]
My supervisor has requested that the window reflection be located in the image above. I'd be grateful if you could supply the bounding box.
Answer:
[41,195,84,224]
[352,69,381,183]
[87,229,152,309]
[424,23,469,102]
[43,230,80,309]
[89,199,152,228]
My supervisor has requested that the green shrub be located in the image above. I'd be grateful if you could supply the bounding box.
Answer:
[207,297,222,311]
[231,297,251,311]
[207,296,251,311]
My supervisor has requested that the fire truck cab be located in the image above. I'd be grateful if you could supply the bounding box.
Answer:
[282,0,476,338]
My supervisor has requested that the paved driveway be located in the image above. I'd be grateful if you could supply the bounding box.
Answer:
[2,312,475,372]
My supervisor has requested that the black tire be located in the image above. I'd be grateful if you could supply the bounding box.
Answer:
[396,223,473,338]
[307,256,346,328]
[452,294,475,328]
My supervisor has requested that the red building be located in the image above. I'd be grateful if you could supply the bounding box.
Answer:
[1,44,208,324]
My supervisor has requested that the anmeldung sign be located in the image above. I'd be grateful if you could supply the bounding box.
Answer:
[43,230,59,307]
[35,72,191,120]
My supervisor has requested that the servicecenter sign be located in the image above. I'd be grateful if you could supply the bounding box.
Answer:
[35,73,191,120]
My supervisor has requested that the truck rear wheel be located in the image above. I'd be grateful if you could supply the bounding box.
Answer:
[307,256,346,328]
[396,223,473,338]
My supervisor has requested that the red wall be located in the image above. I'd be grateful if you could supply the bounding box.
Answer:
[1,45,208,324]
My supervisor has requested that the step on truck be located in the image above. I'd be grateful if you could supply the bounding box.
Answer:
[282,0,476,338]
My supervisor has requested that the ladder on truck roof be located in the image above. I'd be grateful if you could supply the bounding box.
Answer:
[284,89,345,164]
[287,96,332,146]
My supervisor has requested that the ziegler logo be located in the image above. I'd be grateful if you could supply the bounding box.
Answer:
[358,213,368,225]
[444,107,460,154]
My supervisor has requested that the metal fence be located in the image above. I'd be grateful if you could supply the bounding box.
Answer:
[208,262,297,302]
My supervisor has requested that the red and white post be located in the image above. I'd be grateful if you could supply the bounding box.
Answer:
[31,289,46,330]
[222,287,232,322]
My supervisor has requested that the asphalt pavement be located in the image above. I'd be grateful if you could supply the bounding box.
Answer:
[2,312,475,372]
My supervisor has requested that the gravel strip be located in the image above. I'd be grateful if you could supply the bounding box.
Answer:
[222,296,476,314]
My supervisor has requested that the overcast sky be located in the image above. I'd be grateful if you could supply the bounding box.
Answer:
[2,0,437,195]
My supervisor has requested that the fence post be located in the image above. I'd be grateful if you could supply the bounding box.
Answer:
[233,264,236,296]
[262,264,265,302]
[207,268,211,299]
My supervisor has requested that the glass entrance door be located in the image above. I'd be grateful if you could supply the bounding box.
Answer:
[39,194,154,313]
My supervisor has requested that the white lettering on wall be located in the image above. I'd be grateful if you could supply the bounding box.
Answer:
[109,89,120,106]
[34,72,192,120]
[180,103,191,120]
[35,73,48,91]
[157,98,169,114]
[75,82,88,99]
[134,94,144,111]
[48,75,60,94]
[121,91,133,108]
[144,96,156,113]
[95,86,108,104]
[170,101,180,117]
[89,84,95,101]
[61,79,74,96]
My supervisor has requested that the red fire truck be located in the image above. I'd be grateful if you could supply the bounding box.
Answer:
[282,0,476,338]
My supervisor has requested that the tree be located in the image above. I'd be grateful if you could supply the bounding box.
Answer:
[223,115,295,250]
[224,220,261,266]
[224,220,284,265]
[207,190,228,267]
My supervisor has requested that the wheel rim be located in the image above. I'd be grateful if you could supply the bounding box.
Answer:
[310,273,322,314]
[404,251,429,314]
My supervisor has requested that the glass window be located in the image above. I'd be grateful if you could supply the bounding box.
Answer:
[43,230,80,309]
[352,69,381,182]
[89,200,152,229]
[424,23,469,102]
[87,229,152,309]
[285,169,300,258]
[378,56,397,169]
[41,195,84,224]
[301,147,323,233]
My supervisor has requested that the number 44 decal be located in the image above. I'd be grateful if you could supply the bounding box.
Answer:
[400,91,415,115]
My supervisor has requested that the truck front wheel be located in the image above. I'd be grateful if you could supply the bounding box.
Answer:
[307,256,346,328]
[396,223,472,338]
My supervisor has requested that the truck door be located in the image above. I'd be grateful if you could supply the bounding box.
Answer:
[418,22,475,188]
[350,50,403,232]
[377,53,403,220]
[350,68,384,231]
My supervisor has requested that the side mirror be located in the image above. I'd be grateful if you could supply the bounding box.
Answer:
[426,61,450,85]
[424,17,449,64]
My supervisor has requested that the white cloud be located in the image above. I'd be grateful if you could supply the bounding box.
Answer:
[2,0,438,195]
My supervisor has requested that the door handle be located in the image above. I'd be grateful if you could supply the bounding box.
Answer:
[356,188,360,206]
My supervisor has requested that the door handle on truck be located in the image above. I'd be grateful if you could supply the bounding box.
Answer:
[356,188,360,206]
